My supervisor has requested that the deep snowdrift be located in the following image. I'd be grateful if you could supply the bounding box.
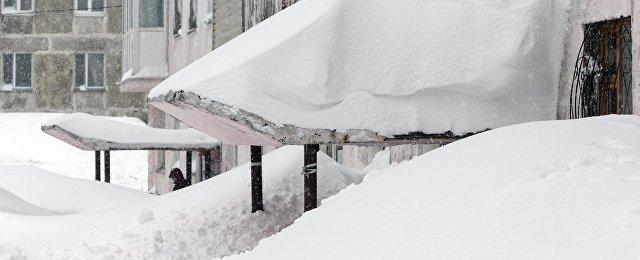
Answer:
[233,116,640,259]
[0,113,148,190]
[150,0,568,136]
[0,146,362,259]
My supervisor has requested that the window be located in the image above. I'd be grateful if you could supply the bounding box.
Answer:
[188,0,197,30]
[123,0,133,32]
[335,145,344,164]
[155,151,165,172]
[173,0,182,35]
[140,0,164,28]
[75,0,105,14]
[2,0,33,14]
[2,53,32,90]
[205,0,213,24]
[75,53,105,90]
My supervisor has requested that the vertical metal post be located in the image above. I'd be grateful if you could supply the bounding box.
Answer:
[95,151,101,181]
[204,150,212,180]
[250,145,263,212]
[303,144,319,212]
[104,151,110,183]
[186,151,192,185]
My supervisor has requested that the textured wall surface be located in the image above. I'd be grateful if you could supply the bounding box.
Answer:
[213,0,244,48]
[0,0,146,118]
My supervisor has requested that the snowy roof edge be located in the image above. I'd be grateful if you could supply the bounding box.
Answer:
[41,124,220,151]
[149,91,476,146]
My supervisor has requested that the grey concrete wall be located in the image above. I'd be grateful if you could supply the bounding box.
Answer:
[0,0,146,119]
[213,0,243,49]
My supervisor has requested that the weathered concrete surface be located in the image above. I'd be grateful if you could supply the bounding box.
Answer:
[213,0,244,48]
[0,16,33,34]
[33,53,73,108]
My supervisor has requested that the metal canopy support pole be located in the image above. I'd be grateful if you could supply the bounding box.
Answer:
[95,151,101,181]
[204,150,212,180]
[250,145,264,212]
[303,144,320,212]
[104,151,110,183]
[186,151,193,185]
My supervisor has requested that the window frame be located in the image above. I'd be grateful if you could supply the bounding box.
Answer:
[123,0,133,32]
[1,0,34,15]
[173,0,183,36]
[204,0,213,25]
[139,0,165,28]
[2,53,32,91]
[74,0,106,16]
[0,52,33,91]
[74,53,106,91]
[188,0,197,31]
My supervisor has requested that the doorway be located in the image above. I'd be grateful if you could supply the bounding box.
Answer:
[570,17,633,118]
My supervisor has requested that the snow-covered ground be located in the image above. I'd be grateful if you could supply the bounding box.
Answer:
[3,114,640,259]
[0,113,148,190]
[234,115,640,259]
[0,146,362,259]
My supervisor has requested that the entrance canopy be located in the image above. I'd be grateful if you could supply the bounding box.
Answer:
[41,113,219,151]
[147,0,567,146]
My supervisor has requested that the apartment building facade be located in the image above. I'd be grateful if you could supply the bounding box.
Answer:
[120,0,300,193]
[0,0,146,118]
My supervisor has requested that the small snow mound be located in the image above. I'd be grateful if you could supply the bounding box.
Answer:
[138,209,155,224]
[152,230,163,243]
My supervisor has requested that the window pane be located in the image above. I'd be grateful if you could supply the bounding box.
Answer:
[15,54,31,87]
[189,0,197,29]
[75,54,85,87]
[87,53,104,87]
[76,0,88,10]
[174,0,182,34]
[140,0,164,28]
[2,54,13,84]
[19,0,31,10]
[4,0,16,8]
[92,0,104,11]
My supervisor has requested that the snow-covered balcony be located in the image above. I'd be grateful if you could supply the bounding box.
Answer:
[119,0,168,93]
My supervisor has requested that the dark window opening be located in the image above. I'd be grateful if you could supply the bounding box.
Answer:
[173,0,182,35]
[189,0,197,30]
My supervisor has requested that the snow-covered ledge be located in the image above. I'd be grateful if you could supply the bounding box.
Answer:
[41,113,220,151]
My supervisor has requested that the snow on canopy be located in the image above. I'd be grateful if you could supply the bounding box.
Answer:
[149,0,569,137]
[233,115,640,259]
[0,113,148,190]
[41,113,219,151]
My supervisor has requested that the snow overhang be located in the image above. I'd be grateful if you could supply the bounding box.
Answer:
[41,113,220,151]
[149,91,473,146]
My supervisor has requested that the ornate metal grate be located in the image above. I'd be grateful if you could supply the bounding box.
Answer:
[570,17,633,119]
